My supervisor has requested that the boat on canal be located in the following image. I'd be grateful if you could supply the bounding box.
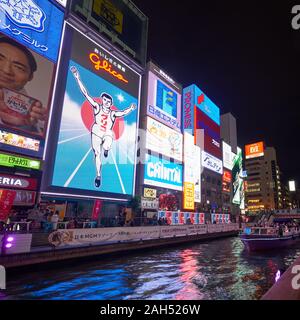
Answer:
[239,226,300,252]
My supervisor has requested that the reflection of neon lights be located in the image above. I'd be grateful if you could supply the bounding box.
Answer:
[275,270,281,283]
[89,53,129,83]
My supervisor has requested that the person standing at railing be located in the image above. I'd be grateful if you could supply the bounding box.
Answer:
[51,211,59,231]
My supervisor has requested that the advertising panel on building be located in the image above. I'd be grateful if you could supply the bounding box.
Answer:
[44,25,141,200]
[146,62,182,131]
[144,154,183,191]
[146,117,183,161]
[195,108,220,139]
[70,0,148,66]
[222,141,232,170]
[0,173,38,207]
[232,147,243,205]
[182,85,194,134]
[183,84,220,129]
[201,150,223,175]
[0,152,41,170]
[245,141,264,159]
[184,132,201,203]
[0,0,64,157]
[222,169,231,193]
[183,182,194,210]
[204,134,221,159]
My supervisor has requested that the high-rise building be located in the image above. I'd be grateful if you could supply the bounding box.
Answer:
[220,113,240,218]
[220,113,237,154]
[245,144,282,212]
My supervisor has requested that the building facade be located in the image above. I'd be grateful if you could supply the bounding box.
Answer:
[245,144,282,212]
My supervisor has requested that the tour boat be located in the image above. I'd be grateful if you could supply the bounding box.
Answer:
[239,227,300,251]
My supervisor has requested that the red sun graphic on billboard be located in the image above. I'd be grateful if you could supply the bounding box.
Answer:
[80,98,125,140]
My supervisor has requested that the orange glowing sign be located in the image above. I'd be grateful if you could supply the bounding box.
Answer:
[223,170,232,183]
[245,141,264,159]
[183,182,195,210]
[89,53,129,84]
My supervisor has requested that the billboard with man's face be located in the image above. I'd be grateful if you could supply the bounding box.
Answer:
[49,26,141,198]
[0,1,64,156]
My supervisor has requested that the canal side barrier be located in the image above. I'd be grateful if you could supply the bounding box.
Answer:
[0,224,239,269]
[261,255,300,300]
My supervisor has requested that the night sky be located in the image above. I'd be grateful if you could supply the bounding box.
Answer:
[132,0,300,184]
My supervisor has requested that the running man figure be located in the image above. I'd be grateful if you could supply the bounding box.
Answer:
[70,66,136,188]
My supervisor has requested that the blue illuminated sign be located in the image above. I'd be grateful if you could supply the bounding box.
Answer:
[0,0,64,62]
[194,85,220,125]
[183,84,220,128]
[144,154,183,191]
[156,80,177,118]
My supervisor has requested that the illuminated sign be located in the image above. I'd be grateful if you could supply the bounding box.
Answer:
[184,132,201,203]
[0,0,64,62]
[183,86,194,132]
[195,108,220,140]
[222,170,231,193]
[89,52,128,83]
[0,153,41,170]
[13,190,36,206]
[0,129,40,152]
[201,151,223,174]
[183,84,220,127]
[146,117,183,161]
[222,141,232,170]
[92,0,124,34]
[223,170,232,183]
[147,62,182,131]
[232,147,243,205]
[143,188,157,199]
[141,197,159,210]
[49,27,140,198]
[289,181,296,192]
[144,154,183,191]
[204,135,222,159]
[183,182,195,210]
[245,141,264,159]
[0,33,55,139]
[0,174,37,190]
[71,0,148,66]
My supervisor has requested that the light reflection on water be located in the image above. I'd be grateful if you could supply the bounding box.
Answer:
[2,237,300,300]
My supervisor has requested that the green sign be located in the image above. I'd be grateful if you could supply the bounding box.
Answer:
[0,153,41,170]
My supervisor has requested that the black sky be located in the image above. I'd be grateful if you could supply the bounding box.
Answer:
[131,0,300,184]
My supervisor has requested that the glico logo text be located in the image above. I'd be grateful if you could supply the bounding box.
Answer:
[89,53,129,84]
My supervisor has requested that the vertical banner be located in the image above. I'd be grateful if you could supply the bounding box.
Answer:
[0,190,16,221]
[92,200,103,220]
[166,211,172,225]
[199,213,205,224]
[172,211,179,225]
[211,213,216,223]
[190,213,195,224]
[194,213,200,224]
[184,212,190,223]
[179,212,184,224]
[183,182,195,210]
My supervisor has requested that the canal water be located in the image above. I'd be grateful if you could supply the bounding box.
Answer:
[1,236,300,300]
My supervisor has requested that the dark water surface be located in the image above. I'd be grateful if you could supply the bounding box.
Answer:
[1,237,300,300]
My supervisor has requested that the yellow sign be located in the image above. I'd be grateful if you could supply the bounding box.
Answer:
[183,182,195,210]
[144,188,157,199]
[93,0,124,34]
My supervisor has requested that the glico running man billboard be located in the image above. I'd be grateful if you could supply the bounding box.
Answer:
[48,25,141,199]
